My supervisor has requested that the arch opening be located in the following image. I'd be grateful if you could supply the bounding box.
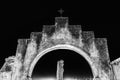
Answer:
[32,49,93,80]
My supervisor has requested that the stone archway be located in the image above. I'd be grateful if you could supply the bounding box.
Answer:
[29,44,96,79]
[0,16,116,80]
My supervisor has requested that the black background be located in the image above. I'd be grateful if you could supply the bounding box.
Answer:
[0,4,120,71]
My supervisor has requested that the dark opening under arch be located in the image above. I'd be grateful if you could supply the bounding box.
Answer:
[32,49,93,79]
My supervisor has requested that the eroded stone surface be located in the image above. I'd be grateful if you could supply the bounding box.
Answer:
[111,58,120,80]
[0,17,119,80]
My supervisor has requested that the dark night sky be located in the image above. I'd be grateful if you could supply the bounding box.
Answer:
[0,6,120,73]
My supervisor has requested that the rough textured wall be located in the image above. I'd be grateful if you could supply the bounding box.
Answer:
[0,17,119,80]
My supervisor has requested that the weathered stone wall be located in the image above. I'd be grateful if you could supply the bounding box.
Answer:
[0,17,119,80]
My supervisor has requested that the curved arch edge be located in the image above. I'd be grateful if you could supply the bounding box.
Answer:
[29,44,97,78]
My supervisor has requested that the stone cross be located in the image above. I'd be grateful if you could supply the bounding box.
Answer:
[58,9,64,17]
[56,60,64,80]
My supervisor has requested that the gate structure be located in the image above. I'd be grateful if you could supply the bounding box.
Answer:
[0,17,120,80]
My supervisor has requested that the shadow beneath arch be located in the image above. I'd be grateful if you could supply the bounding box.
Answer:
[32,49,93,79]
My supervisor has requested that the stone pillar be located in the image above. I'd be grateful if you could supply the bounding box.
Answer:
[56,60,64,80]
